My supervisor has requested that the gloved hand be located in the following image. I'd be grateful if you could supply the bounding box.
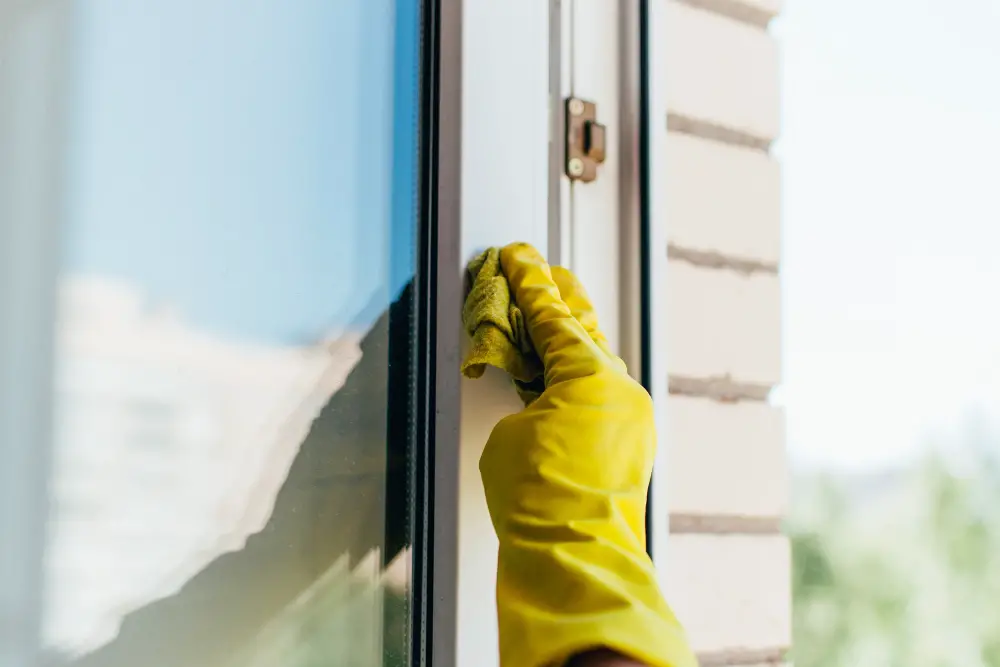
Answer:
[479,243,697,667]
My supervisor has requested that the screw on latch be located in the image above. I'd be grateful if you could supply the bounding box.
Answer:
[568,98,585,116]
[567,158,585,177]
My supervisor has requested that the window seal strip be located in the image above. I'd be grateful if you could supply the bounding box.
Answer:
[413,0,463,663]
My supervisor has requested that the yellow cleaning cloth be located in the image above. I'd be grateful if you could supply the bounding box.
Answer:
[461,247,546,404]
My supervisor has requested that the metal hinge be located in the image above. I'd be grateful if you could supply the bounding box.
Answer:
[564,97,606,183]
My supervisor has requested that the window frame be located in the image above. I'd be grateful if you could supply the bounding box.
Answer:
[415,0,463,666]
[637,0,673,574]
[1,1,461,665]
[426,0,667,662]
[1,0,666,664]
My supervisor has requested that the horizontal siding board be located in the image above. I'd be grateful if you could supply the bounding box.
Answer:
[666,535,791,653]
[668,396,786,516]
[666,132,781,265]
[666,263,781,385]
[732,0,781,15]
[698,649,788,667]
[665,0,780,142]
[670,514,783,535]
[676,0,782,28]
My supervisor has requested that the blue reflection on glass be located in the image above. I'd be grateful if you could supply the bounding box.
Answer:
[63,0,419,345]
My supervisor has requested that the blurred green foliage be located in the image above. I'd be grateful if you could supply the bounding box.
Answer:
[790,445,1000,667]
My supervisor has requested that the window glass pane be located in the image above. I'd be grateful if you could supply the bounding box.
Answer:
[30,1,424,665]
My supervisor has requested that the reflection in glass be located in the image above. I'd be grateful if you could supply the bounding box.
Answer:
[30,1,424,665]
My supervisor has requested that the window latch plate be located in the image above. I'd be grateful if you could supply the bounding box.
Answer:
[564,97,606,183]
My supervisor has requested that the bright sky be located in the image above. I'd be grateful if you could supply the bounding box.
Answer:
[773,0,1000,470]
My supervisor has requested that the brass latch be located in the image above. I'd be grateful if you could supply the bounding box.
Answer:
[565,97,606,183]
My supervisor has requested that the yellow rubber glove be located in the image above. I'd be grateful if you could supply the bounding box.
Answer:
[479,243,697,667]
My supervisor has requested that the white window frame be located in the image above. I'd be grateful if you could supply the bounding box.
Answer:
[437,1,674,665]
